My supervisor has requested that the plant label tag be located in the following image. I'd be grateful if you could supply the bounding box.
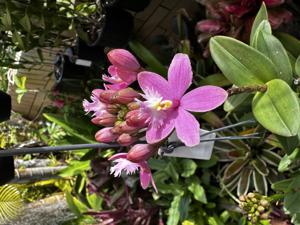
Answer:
[75,59,92,67]
[159,129,215,160]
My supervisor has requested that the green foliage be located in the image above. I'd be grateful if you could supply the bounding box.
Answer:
[0,185,23,223]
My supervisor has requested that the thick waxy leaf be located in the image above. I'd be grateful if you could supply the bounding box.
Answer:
[275,32,300,58]
[253,21,293,84]
[224,158,248,181]
[237,168,252,196]
[276,135,299,154]
[260,149,282,166]
[167,195,182,225]
[250,2,268,46]
[252,79,300,137]
[284,192,300,214]
[224,93,251,112]
[295,56,300,76]
[253,170,268,195]
[252,158,269,176]
[251,20,272,48]
[181,159,197,178]
[278,148,300,172]
[210,36,278,86]
[199,73,232,87]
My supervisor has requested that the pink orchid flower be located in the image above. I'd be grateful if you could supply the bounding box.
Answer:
[83,89,107,117]
[137,53,228,147]
[103,49,141,90]
[109,153,157,192]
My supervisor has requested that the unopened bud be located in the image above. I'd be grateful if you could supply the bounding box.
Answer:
[260,199,269,207]
[117,133,137,146]
[114,88,140,104]
[99,90,117,104]
[107,49,140,71]
[91,113,117,126]
[127,144,158,162]
[257,206,265,213]
[247,193,255,198]
[127,102,140,110]
[112,121,139,134]
[126,110,149,127]
[106,104,120,114]
[239,195,246,202]
[95,127,118,143]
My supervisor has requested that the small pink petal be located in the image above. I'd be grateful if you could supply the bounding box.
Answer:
[168,53,192,99]
[140,170,151,189]
[175,108,200,147]
[109,153,128,161]
[107,49,140,71]
[181,86,228,112]
[138,71,171,99]
[146,112,175,144]
[108,65,137,84]
[105,82,129,90]
[92,89,103,98]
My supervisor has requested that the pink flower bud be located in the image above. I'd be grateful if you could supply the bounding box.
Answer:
[125,110,149,127]
[107,49,140,71]
[127,144,158,163]
[91,113,117,126]
[95,127,118,143]
[99,90,117,104]
[127,102,140,110]
[114,88,140,104]
[112,121,139,134]
[92,89,103,98]
[106,104,120,114]
[117,133,138,146]
[196,19,225,34]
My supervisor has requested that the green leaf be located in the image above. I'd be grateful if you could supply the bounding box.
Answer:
[43,113,96,143]
[250,2,268,46]
[60,160,90,177]
[224,93,251,112]
[167,195,182,225]
[181,159,197,178]
[66,192,88,217]
[260,149,282,167]
[275,32,300,58]
[1,8,12,30]
[209,36,278,86]
[164,162,179,183]
[19,13,31,32]
[12,31,25,50]
[0,185,23,224]
[295,56,300,76]
[253,170,268,195]
[278,148,300,172]
[284,192,300,214]
[224,158,248,181]
[276,135,299,154]
[87,193,102,211]
[252,21,292,84]
[199,73,232,87]
[237,168,252,196]
[179,195,191,221]
[188,179,207,204]
[272,178,294,192]
[252,79,300,137]
[251,20,272,48]
[252,158,269,176]
[129,41,167,76]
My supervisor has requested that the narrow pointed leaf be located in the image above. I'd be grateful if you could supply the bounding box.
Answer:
[253,170,268,195]
[224,158,248,180]
[252,79,300,137]
[210,36,278,86]
[252,158,269,176]
[237,168,252,196]
[275,32,300,58]
[260,150,282,166]
[251,20,272,48]
[250,2,268,46]
[167,195,182,225]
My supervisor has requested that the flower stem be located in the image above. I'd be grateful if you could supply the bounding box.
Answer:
[227,85,267,96]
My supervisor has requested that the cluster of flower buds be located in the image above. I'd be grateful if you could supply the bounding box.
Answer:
[239,192,270,224]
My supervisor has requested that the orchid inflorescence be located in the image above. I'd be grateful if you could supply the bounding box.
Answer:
[83,49,228,191]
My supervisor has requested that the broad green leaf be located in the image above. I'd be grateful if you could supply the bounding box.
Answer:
[0,185,23,224]
[209,36,278,86]
[284,192,300,214]
[250,2,268,46]
[276,135,299,154]
[278,148,300,172]
[296,56,300,76]
[87,193,102,211]
[275,32,300,58]
[252,79,300,137]
[188,181,207,204]
[60,160,90,177]
[129,41,167,76]
[253,21,292,84]
[66,192,88,217]
[224,93,251,112]
[198,73,232,87]
[43,113,96,143]
[19,13,31,32]
[272,178,293,192]
[1,8,12,30]
[181,159,197,178]
[251,20,272,48]
[167,195,182,225]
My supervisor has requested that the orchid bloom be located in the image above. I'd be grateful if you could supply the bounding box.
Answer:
[103,49,141,90]
[109,153,157,192]
[137,53,228,147]
[83,89,107,117]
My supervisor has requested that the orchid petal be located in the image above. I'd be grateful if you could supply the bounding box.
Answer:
[138,71,171,99]
[104,83,129,90]
[107,49,140,71]
[168,53,192,99]
[181,86,228,112]
[175,108,200,147]
[108,65,137,84]
[108,153,128,161]
[140,170,151,189]
[92,89,103,98]
[146,111,175,144]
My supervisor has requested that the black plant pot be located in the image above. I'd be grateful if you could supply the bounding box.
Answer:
[54,53,89,81]
[0,91,11,123]
[0,156,14,185]
[88,8,134,48]
[76,39,106,63]
[103,0,151,12]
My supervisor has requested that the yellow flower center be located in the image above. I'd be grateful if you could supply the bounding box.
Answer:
[155,100,173,111]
